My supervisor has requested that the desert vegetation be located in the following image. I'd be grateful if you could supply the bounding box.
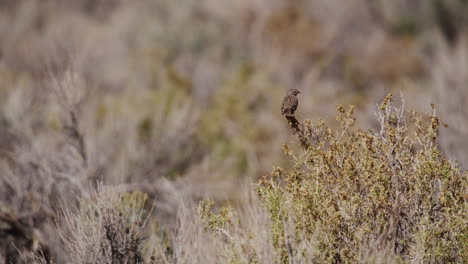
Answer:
[0,0,467,263]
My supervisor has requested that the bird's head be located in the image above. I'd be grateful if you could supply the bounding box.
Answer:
[288,89,300,96]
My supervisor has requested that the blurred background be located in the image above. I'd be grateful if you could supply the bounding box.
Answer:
[0,0,467,262]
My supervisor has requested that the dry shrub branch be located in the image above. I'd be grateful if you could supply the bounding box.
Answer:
[201,94,467,263]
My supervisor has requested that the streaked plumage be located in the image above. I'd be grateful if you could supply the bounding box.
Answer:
[281,89,300,116]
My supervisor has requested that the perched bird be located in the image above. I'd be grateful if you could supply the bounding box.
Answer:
[281,89,300,116]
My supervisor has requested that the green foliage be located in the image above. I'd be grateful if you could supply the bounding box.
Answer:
[198,64,257,147]
[201,95,467,263]
[198,199,236,231]
[197,64,275,177]
[392,17,420,36]
[198,199,261,264]
[119,191,149,225]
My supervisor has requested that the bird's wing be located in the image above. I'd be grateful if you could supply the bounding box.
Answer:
[281,97,288,114]
[291,97,298,113]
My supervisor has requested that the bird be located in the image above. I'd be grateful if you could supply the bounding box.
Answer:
[281,89,300,116]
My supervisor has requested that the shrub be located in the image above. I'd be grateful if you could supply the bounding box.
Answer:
[58,187,157,264]
[201,94,467,263]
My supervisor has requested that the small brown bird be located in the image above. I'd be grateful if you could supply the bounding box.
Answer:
[281,89,300,116]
